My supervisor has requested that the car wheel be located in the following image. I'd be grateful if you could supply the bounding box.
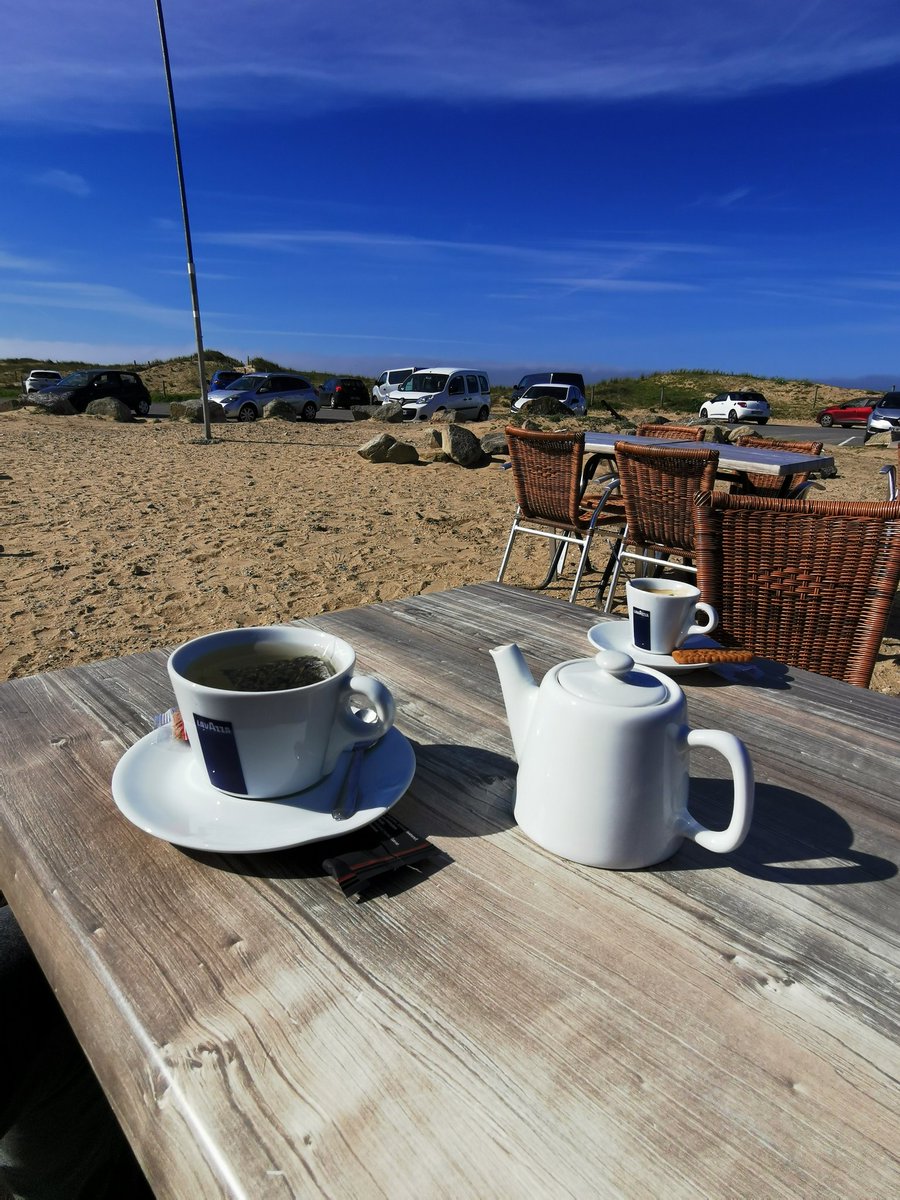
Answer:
[819,414,833,427]
[238,404,257,422]
[727,409,739,424]
[477,406,490,422]
[757,418,768,425]
[301,401,317,422]
[700,408,710,420]
[136,397,150,416]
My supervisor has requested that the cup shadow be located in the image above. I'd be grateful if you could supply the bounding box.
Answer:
[662,777,897,884]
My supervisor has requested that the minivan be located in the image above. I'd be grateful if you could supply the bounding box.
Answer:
[390,367,492,421]
[511,371,586,403]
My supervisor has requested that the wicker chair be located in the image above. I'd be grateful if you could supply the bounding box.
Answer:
[600,443,720,611]
[731,434,824,497]
[498,427,621,603]
[693,491,900,687]
[635,423,706,441]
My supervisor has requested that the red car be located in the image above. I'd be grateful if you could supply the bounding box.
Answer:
[815,399,877,427]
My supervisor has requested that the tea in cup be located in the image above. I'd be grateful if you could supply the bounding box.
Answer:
[626,578,717,655]
[167,625,395,799]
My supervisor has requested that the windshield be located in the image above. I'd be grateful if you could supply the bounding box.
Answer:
[57,371,92,387]
[400,372,449,393]
[220,374,263,392]
[877,396,900,410]
[523,385,567,400]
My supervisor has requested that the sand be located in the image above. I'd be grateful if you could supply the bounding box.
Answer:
[1,408,897,694]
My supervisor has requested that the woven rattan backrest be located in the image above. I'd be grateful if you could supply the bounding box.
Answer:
[613,443,719,553]
[734,435,824,494]
[505,427,585,527]
[635,423,706,441]
[694,491,900,687]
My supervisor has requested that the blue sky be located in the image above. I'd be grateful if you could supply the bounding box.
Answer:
[2,0,898,386]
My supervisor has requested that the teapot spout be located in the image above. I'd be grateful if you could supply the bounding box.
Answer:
[490,643,538,762]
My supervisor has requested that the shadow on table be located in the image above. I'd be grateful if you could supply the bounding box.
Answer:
[666,777,897,884]
[181,741,517,897]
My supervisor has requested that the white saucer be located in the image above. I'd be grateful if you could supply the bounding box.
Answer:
[587,620,720,674]
[112,726,416,853]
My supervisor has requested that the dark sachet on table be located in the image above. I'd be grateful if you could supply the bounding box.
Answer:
[322,814,439,899]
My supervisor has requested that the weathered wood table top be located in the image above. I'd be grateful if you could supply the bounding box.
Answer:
[1,583,898,1198]
[584,431,833,477]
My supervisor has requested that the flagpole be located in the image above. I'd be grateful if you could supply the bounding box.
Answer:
[154,0,212,441]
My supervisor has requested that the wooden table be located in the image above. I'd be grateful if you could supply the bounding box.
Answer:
[584,431,833,487]
[1,584,898,1198]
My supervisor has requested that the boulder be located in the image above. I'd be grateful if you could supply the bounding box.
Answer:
[371,402,404,424]
[514,396,568,418]
[430,409,460,423]
[358,433,397,463]
[264,399,296,421]
[481,431,509,456]
[170,400,224,423]
[440,423,486,468]
[350,406,373,421]
[31,394,77,415]
[385,441,419,464]
[85,396,134,422]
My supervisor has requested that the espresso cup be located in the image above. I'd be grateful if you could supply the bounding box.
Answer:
[626,578,717,655]
[167,625,395,799]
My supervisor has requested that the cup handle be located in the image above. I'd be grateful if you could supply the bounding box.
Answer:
[675,729,754,854]
[333,674,396,748]
[687,601,718,638]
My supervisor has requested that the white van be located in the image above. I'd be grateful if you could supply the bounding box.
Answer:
[390,367,492,422]
[372,366,417,404]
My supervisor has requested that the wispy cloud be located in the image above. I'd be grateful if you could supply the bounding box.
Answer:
[542,277,699,293]
[2,1,899,126]
[1,280,192,327]
[32,169,90,197]
[0,247,55,272]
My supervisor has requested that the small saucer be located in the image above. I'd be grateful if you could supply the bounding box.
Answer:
[112,726,415,853]
[587,621,720,674]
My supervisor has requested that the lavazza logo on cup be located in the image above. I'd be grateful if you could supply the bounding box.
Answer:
[626,578,717,656]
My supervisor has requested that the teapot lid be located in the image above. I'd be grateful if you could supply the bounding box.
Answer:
[558,650,669,708]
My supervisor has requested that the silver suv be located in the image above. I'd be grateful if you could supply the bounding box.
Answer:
[209,373,320,422]
[866,393,900,435]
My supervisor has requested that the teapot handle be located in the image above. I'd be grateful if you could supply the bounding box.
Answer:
[676,729,754,855]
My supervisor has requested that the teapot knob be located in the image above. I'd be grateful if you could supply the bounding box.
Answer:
[595,649,634,676]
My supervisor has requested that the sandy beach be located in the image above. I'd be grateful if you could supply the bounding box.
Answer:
[2,408,897,693]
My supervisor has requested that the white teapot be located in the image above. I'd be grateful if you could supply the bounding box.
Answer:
[490,643,754,869]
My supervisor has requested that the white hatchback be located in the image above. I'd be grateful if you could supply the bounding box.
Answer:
[24,369,63,393]
[512,383,587,416]
[391,368,492,422]
[372,367,417,404]
[699,390,770,425]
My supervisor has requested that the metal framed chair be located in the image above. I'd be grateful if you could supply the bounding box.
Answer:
[635,423,706,441]
[880,447,898,500]
[731,434,825,497]
[498,427,621,603]
[693,491,900,687]
[600,443,720,611]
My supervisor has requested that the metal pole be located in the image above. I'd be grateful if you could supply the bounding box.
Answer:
[154,0,211,441]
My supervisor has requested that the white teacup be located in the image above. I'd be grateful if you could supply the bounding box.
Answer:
[626,578,717,656]
[167,625,395,799]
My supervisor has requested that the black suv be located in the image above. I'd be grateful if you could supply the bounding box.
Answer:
[318,377,371,409]
[511,371,587,402]
[36,369,152,415]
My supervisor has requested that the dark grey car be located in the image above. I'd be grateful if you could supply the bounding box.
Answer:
[208,373,320,422]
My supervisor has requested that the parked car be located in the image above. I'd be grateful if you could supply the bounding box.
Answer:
[209,373,319,422]
[699,390,770,425]
[866,393,900,435]
[816,399,878,428]
[511,371,587,403]
[390,367,491,422]
[372,367,417,404]
[511,383,587,416]
[23,368,62,393]
[318,376,370,409]
[34,368,151,415]
[208,368,244,392]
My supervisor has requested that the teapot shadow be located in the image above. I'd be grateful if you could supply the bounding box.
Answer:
[663,777,897,884]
